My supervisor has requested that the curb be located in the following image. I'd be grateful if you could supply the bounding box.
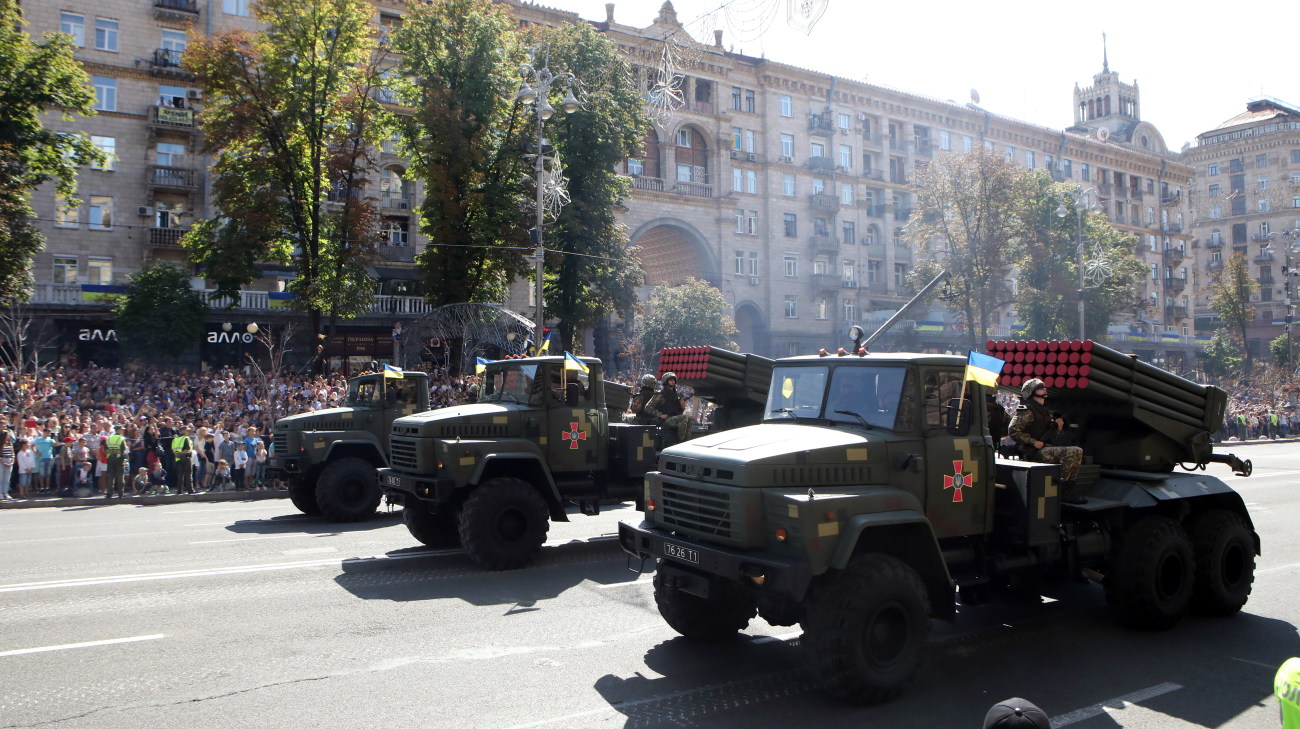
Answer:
[0,489,288,510]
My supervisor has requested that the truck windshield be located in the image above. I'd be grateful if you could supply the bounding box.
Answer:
[481,364,538,404]
[765,364,908,430]
[345,378,382,408]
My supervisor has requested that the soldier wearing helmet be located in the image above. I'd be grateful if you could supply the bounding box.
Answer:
[626,374,659,425]
[1009,379,1086,504]
[647,372,692,443]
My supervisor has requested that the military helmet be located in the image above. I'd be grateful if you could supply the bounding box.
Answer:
[1021,378,1046,398]
[661,372,677,383]
[640,374,657,388]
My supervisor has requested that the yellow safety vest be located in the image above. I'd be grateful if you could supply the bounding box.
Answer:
[106,434,126,455]
[1279,657,1300,729]
[171,435,192,455]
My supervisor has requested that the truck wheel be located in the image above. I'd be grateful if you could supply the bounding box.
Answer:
[653,569,756,640]
[1189,510,1255,616]
[314,458,381,522]
[288,481,321,515]
[1105,516,1194,630]
[458,478,549,570]
[404,505,461,549]
[801,554,931,704]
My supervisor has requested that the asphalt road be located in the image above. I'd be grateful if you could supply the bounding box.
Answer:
[1,441,1296,729]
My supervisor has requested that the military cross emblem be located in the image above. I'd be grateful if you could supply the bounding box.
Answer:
[943,460,969,502]
[562,422,588,449]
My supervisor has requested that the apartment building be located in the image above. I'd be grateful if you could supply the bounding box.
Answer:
[1183,98,1300,362]
[22,0,1198,369]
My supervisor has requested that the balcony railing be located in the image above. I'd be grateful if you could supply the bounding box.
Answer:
[811,273,839,290]
[1165,222,1183,233]
[1259,274,1275,285]
[894,207,913,221]
[1162,248,1185,265]
[808,115,835,136]
[669,180,713,197]
[153,0,199,22]
[809,233,838,252]
[807,156,836,173]
[630,176,664,192]
[1208,259,1224,270]
[1205,238,1223,248]
[1161,191,1182,206]
[1251,232,1273,242]
[810,192,840,210]
[861,169,884,181]
[380,197,412,211]
[841,279,860,289]
[1254,252,1276,264]
[1164,305,1188,320]
[149,227,186,247]
[149,104,197,129]
[861,203,886,217]
[1164,275,1187,292]
[150,48,191,79]
[149,165,198,189]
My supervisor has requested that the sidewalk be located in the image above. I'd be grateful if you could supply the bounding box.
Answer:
[0,488,288,510]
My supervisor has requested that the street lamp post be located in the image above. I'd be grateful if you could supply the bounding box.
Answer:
[1264,228,1300,372]
[1056,186,1102,340]
[515,52,581,353]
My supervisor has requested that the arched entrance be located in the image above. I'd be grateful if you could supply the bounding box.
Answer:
[734,301,768,356]
[630,219,717,287]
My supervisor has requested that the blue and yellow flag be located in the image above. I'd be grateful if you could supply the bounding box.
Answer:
[563,351,589,373]
[475,357,490,375]
[964,350,1004,388]
[537,329,552,353]
[382,363,404,379]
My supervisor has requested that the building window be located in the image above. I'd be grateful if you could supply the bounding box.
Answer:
[784,254,798,278]
[1004,145,1014,162]
[779,94,792,117]
[782,173,796,197]
[732,168,743,193]
[747,251,759,275]
[744,89,755,113]
[1209,207,1221,219]
[1256,154,1268,168]
[731,126,743,151]
[1025,150,1035,169]
[962,136,972,152]
[94,18,118,52]
[1258,176,1269,190]
[815,298,828,320]
[784,294,798,319]
[842,260,856,281]
[810,140,826,159]
[92,76,116,112]
[223,0,250,16]
[864,225,877,246]
[1208,184,1220,198]
[53,256,78,284]
[382,219,409,246]
[811,177,825,195]
[88,196,112,230]
[939,130,951,151]
[783,213,797,237]
[626,157,643,176]
[838,113,851,130]
[86,258,112,285]
[843,299,857,322]
[675,128,692,147]
[734,250,746,274]
[839,183,853,205]
[89,136,116,170]
[730,86,742,110]
[1207,163,1219,176]
[780,133,794,158]
[839,144,852,169]
[675,164,693,183]
[1292,196,1300,209]
[867,260,881,283]
[1081,163,1091,182]
[1259,199,1270,212]
[60,13,85,46]
[158,83,187,109]
[54,195,78,228]
[894,263,908,288]
[842,220,855,244]
[734,208,745,234]
[1062,159,1073,178]
[1292,150,1300,164]
[745,209,758,235]
[893,227,904,246]
[745,170,758,194]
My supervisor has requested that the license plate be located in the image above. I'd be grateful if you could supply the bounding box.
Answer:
[381,473,403,489]
[663,542,699,564]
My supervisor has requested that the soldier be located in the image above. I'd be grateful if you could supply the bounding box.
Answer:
[627,374,658,425]
[104,428,128,499]
[171,425,196,495]
[1009,378,1086,505]
[646,372,691,443]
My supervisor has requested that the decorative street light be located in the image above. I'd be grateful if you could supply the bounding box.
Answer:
[1264,228,1300,372]
[516,50,581,353]
[1056,186,1104,340]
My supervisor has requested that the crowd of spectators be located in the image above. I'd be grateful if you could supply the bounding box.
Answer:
[0,364,477,500]
[1217,377,1298,441]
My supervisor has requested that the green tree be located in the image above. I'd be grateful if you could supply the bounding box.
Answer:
[639,278,737,354]
[182,0,390,364]
[528,22,649,352]
[905,148,1032,349]
[1013,175,1146,340]
[1268,332,1295,369]
[393,0,530,307]
[0,0,104,299]
[114,262,207,362]
[1198,329,1242,381]
[1208,252,1257,372]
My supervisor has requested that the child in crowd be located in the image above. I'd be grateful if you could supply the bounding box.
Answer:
[254,441,268,490]
[73,460,95,496]
[212,459,234,492]
[232,443,248,490]
[147,461,168,495]
[16,439,35,498]
[132,467,149,496]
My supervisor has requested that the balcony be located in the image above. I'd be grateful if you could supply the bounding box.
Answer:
[630,176,665,192]
[1251,232,1273,242]
[148,104,197,132]
[1254,252,1276,264]
[153,0,199,22]
[894,208,913,222]
[25,284,434,315]
[1161,191,1182,206]
[1131,188,1144,201]
[377,244,416,263]
[810,192,840,210]
[811,273,839,290]
[1259,274,1275,285]
[841,279,860,289]
[1208,259,1224,270]
[913,140,932,157]
[149,227,186,247]
[1162,248,1185,265]
[148,165,198,190]
[861,203,886,218]
[861,169,884,181]
[669,180,713,197]
[380,196,413,212]
[150,48,192,80]
[807,156,836,174]
[1164,275,1187,292]
[1205,238,1223,249]
[894,245,913,261]
[1164,305,1188,320]
[1165,222,1183,233]
[808,114,835,137]
[809,233,839,254]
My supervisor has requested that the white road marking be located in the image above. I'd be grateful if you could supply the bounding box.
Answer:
[188,534,322,545]
[1260,562,1300,574]
[282,547,338,556]
[1050,682,1182,727]
[161,505,296,514]
[1225,469,1300,481]
[0,634,165,658]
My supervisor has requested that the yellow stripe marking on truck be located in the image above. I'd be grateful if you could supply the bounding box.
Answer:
[459,456,475,466]
[817,521,839,537]
[845,448,868,461]
[493,416,507,424]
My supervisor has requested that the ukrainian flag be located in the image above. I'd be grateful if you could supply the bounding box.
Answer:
[382,363,404,379]
[964,350,1004,388]
[538,330,553,353]
[563,351,589,373]
[475,357,490,374]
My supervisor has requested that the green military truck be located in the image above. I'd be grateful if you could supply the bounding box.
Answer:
[378,355,661,570]
[270,370,429,522]
[619,336,1257,704]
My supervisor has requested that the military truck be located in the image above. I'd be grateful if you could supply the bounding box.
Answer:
[270,370,429,522]
[618,336,1257,704]
[378,353,771,570]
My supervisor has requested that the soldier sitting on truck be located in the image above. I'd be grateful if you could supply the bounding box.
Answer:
[646,372,692,443]
[1009,378,1086,504]
[626,374,659,425]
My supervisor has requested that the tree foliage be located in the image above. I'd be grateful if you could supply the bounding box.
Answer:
[527,22,649,352]
[1207,252,1256,372]
[393,0,530,307]
[114,262,207,362]
[182,0,390,343]
[1198,329,1242,380]
[0,0,104,299]
[905,148,1033,349]
[639,278,737,354]
[1011,174,1146,340]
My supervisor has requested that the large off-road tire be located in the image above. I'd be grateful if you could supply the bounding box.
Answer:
[801,554,931,705]
[653,569,756,640]
[457,478,550,570]
[1189,509,1255,616]
[314,458,382,522]
[288,481,321,515]
[1105,515,1195,630]
[404,505,461,549]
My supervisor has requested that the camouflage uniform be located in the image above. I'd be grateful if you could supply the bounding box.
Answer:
[1008,398,1081,482]
[646,377,692,442]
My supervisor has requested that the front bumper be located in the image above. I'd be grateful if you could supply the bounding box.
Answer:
[617,518,814,601]
[377,468,456,505]
[268,457,307,479]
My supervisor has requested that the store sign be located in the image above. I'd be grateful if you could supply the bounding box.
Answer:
[207,331,256,344]
[78,328,117,341]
